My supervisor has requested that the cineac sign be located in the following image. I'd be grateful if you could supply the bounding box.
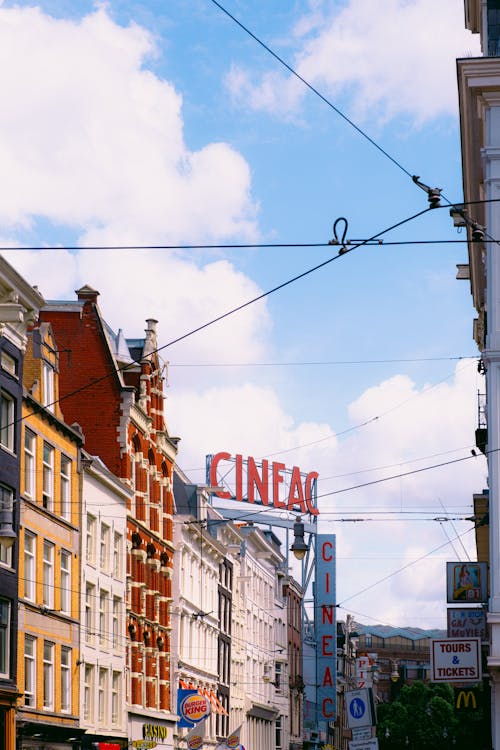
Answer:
[206,452,319,515]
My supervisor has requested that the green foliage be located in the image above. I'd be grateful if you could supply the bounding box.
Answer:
[377,681,490,750]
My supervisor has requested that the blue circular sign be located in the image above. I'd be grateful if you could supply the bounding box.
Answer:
[349,697,366,719]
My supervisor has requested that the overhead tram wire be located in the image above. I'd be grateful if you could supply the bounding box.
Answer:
[208,0,414,180]
[9,205,434,431]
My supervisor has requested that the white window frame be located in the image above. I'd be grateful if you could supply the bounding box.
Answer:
[1,350,17,377]
[84,664,94,721]
[42,443,54,510]
[98,667,108,724]
[60,550,71,615]
[0,598,11,678]
[42,361,55,412]
[42,541,54,608]
[60,455,71,520]
[99,589,108,646]
[24,635,36,707]
[112,670,121,725]
[61,646,71,713]
[113,531,122,578]
[24,531,36,602]
[100,523,110,571]
[85,583,95,643]
[112,596,121,649]
[24,430,36,499]
[0,391,14,452]
[43,641,54,710]
[86,514,96,564]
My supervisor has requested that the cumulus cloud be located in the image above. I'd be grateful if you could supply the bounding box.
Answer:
[225,0,481,124]
[0,5,258,241]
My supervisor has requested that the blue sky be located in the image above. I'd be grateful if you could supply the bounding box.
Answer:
[0,0,487,627]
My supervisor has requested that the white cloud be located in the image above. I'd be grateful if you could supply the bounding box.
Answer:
[0,5,258,241]
[225,0,481,124]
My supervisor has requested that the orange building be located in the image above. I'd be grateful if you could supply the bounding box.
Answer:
[17,322,84,749]
[40,286,178,748]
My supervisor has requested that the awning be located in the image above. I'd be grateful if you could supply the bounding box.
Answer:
[179,680,228,716]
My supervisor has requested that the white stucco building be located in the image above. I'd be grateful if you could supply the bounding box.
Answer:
[79,454,131,749]
[458,1,500,745]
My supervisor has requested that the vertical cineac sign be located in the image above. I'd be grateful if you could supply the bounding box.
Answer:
[315,535,336,727]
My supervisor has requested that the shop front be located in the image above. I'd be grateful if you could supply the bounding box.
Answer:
[128,713,176,750]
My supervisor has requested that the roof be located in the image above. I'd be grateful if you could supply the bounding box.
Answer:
[356,624,446,641]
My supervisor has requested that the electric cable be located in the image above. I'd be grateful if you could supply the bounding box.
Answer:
[10,204,433,431]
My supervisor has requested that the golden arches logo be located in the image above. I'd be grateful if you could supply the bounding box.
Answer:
[456,690,477,709]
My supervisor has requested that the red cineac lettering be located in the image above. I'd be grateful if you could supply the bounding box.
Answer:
[272,462,286,508]
[287,466,307,513]
[322,541,334,562]
[322,635,334,656]
[322,605,334,625]
[305,471,320,515]
[322,698,335,718]
[210,452,231,498]
[247,457,269,505]
[322,666,334,687]
[235,454,243,501]
[325,572,331,594]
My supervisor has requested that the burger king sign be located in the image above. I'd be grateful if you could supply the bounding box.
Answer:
[177,689,211,728]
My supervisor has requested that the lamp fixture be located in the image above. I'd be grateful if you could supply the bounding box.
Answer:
[290,517,308,561]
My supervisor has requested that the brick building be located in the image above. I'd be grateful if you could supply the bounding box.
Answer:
[40,286,179,748]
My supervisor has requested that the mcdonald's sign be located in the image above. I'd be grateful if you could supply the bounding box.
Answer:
[456,689,478,710]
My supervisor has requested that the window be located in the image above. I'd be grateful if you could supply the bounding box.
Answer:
[112,596,121,649]
[84,664,94,721]
[113,532,122,578]
[60,550,71,614]
[61,646,71,712]
[24,532,36,601]
[1,350,17,377]
[0,486,14,559]
[42,443,54,510]
[43,641,54,710]
[100,523,110,570]
[24,430,36,499]
[0,391,14,451]
[0,598,11,678]
[99,590,108,645]
[275,715,283,750]
[86,514,96,564]
[0,541,12,568]
[24,635,36,707]
[42,361,55,412]
[112,671,121,725]
[98,667,108,723]
[85,583,95,642]
[60,456,71,520]
[42,541,54,608]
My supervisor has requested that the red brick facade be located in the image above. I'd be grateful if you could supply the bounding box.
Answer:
[40,286,177,715]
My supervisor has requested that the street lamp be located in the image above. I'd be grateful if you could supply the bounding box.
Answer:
[290,517,309,560]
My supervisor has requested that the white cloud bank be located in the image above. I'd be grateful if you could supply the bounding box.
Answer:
[0,5,257,242]
[225,0,481,124]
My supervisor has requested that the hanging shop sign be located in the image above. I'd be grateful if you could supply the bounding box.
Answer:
[177,690,211,728]
[446,562,488,603]
[447,607,487,641]
[206,452,319,515]
[315,535,337,726]
[430,638,482,683]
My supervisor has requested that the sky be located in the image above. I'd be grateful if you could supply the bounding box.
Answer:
[0,0,487,630]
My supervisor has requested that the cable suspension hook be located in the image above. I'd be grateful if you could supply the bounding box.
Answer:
[412,175,442,208]
[329,216,349,254]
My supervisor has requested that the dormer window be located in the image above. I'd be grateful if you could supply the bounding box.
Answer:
[42,361,55,412]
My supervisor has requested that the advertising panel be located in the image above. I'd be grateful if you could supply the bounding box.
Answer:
[447,608,487,641]
[315,535,336,726]
[446,562,488,603]
[430,638,481,683]
[177,689,211,728]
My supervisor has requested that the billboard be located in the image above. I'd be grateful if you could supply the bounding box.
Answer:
[446,562,488,603]
[315,535,336,726]
[430,638,481,683]
[447,608,488,642]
